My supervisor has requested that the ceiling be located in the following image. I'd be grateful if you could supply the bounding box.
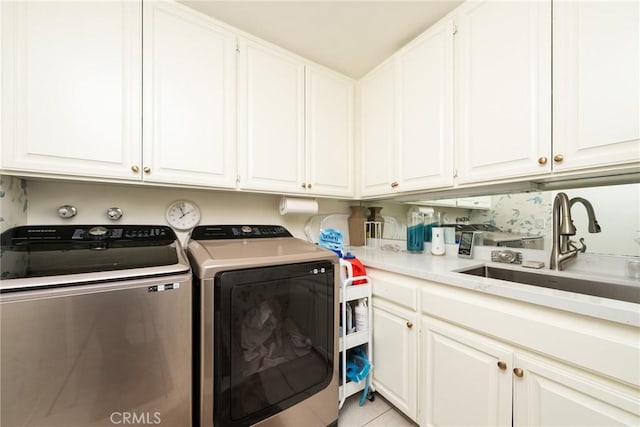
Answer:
[179,1,463,78]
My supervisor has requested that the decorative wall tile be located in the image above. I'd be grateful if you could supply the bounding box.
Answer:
[470,192,551,237]
[0,176,28,232]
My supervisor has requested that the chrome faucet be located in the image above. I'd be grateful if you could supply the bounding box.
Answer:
[550,192,602,270]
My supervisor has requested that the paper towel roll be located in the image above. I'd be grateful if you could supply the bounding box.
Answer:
[279,197,319,215]
[418,207,435,214]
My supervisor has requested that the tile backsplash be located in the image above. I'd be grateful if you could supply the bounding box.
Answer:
[470,192,551,236]
[0,176,28,232]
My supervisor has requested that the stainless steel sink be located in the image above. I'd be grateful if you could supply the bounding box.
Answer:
[458,266,640,304]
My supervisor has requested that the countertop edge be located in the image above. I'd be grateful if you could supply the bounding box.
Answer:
[348,247,640,328]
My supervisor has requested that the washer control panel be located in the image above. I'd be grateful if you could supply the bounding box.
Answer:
[190,225,292,240]
[3,225,175,245]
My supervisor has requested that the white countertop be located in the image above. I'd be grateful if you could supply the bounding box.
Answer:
[347,243,640,328]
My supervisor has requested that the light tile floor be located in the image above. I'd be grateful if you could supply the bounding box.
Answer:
[339,393,417,427]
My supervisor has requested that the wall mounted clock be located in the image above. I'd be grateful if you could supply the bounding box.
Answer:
[166,200,201,231]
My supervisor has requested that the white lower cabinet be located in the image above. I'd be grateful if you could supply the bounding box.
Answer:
[513,352,640,426]
[366,267,639,427]
[371,298,418,422]
[421,316,512,426]
[422,316,640,427]
[369,268,420,421]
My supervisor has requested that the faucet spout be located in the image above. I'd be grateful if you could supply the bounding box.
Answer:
[570,197,602,233]
[550,193,602,271]
[550,192,579,270]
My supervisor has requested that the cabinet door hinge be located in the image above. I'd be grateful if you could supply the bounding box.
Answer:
[236,174,241,184]
[453,23,458,35]
[453,169,458,178]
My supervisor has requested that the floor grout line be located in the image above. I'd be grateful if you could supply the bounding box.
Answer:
[362,407,392,426]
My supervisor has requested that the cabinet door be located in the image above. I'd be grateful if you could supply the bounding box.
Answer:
[306,66,354,197]
[1,1,141,180]
[371,299,417,421]
[238,39,305,193]
[513,352,640,426]
[396,19,454,192]
[553,1,640,172]
[359,60,396,197]
[455,0,551,183]
[421,316,512,427]
[143,1,236,188]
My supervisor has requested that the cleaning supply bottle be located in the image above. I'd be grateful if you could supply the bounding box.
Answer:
[342,252,367,285]
[407,206,425,253]
[346,302,355,334]
[354,299,368,332]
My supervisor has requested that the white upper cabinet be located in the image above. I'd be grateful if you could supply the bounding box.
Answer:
[553,0,640,172]
[238,39,354,196]
[1,1,142,180]
[360,19,455,197]
[396,19,455,192]
[237,39,307,193]
[359,60,396,197]
[306,66,354,197]
[454,0,552,184]
[143,1,237,188]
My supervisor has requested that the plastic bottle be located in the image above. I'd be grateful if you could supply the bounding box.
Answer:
[346,302,355,334]
[354,299,368,332]
[407,206,425,253]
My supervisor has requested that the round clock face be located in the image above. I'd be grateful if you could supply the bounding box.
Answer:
[166,200,201,231]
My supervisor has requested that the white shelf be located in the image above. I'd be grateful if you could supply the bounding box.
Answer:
[341,282,371,302]
[339,379,366,403]
[338,259,373,409]
[339,329,370,352]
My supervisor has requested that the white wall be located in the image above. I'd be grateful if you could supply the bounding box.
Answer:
[561,184,640,257]
[26,180,352,244]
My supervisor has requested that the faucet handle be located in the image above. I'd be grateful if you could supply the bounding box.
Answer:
[568,238,587,253]
[578,238,587,253]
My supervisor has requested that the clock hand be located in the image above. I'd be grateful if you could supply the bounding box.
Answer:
[180,210,193,219]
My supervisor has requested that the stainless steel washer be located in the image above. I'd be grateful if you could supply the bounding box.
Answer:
[0,225,192,427]
[187,225,339,427]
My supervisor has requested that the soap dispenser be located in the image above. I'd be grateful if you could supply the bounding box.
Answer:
[431,227,446,256]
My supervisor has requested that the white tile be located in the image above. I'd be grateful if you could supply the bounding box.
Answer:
[364,408,416,427]
[339,393,391,427]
